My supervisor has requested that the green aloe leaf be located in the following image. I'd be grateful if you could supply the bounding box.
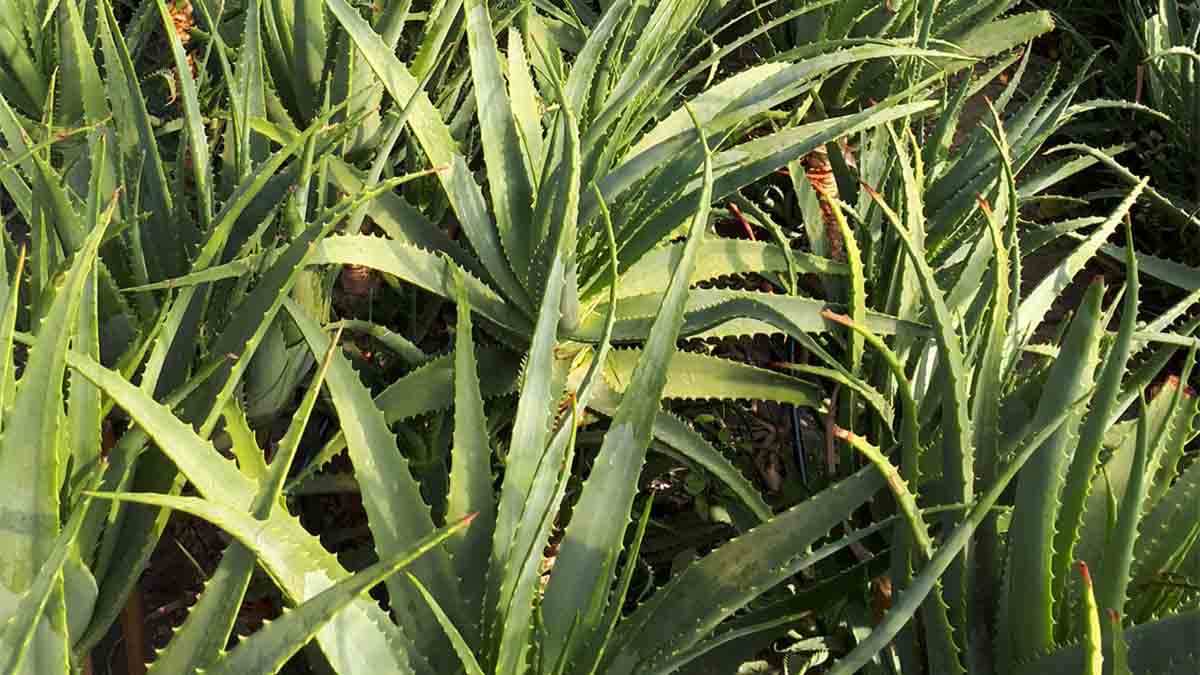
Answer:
[0,212,107,592]
[540,106,715,669]
[68,354,418,675]
[484,103,581,675]
[1003,279,1105,663]
[864,179,974,643]
[291,346,520,491]
[827,393,1094,675]
[463,0,537,284]
[406,573,487,675]
[96,0,180,280]
[193,515,475,675]
[149,337,341,674]
[152,0,212,228]
[616,239,845,299]
[444,271,496,642]
[587,382,772,523]
[310,235,530,334]
[1098,351,1196,624]
[0,215,108,674]
[1014,180,1149,348]
[286,299,463,671]
[324,0,532,311]
[233,0,269,174]
[608,467,885,674]
[578,288,923,343]
[600,348,824,409]
[0,492,95,675]
[1077,562,1104,675]
[0,246,25,430]
[1052,224,1141,629]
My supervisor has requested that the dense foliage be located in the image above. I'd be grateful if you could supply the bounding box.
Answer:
[0,1,1197,674]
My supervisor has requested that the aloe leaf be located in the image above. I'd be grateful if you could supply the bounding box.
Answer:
[67,249,101,500]
[1130,455,1200,620]
[1107,609,1133,675]
[444,270,495,642]
[963,113,1017,670]
[0,246,24,431]
[1052,224,1141,624]
[96,0,180,280]
[324,0,532,311]
[925,65,1066,248]
[1076,562,1104,675]
[139,105,334,399]
[222,401,267,482]
[188,208,341,438]
[1014,181,1150,348]
[410,0,464,80]
[529,83,582,329]
[150,337,340,674]
[1098,351,1195,625]
[601,348,823,409]
[310,235,530,334]
[1003,279,1106,663]
[0,92,85,257]
[56,0,109,191]
[0,491,94,675]
[607,466,885,674]
[152,0,212,228]
[292,346,521,490]
[579,288,923,343]
[120,253,266,293]
[68,354,418,674]
[1076,377,1195,578]
[864,180,974,637]
[563,0,630,121]
[587,381,771,523]
[464,0,536,283]
[586,189,765,526]
[507,25,544,173]
[490,400,579,674]
[330,319,428,366]
[195,515,474,675]
[325,160,484,277]
[1097,242,1200,294]
[827,393,1092,675]
[0,217,106,674]
[234,0,269,173]
[1048,144,1200,231]
[406,572,487,675]
[484,115,579,675]
[616,239,845,299]
[822,310,921,553]
[0,213,107,596]
[564,490,650,673]
[599,101,938,280]
[836,429,933,559]
[569,182,622,416]
[285,299,462,670]
[541,105,715,669]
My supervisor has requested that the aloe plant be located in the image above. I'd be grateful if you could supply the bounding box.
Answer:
[2,2,1198,674]
[69,145,896,674]
[255,0,1002,510]
[786,109,1200,673]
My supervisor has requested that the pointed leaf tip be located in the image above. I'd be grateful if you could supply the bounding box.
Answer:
[1076,560,1094,587]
